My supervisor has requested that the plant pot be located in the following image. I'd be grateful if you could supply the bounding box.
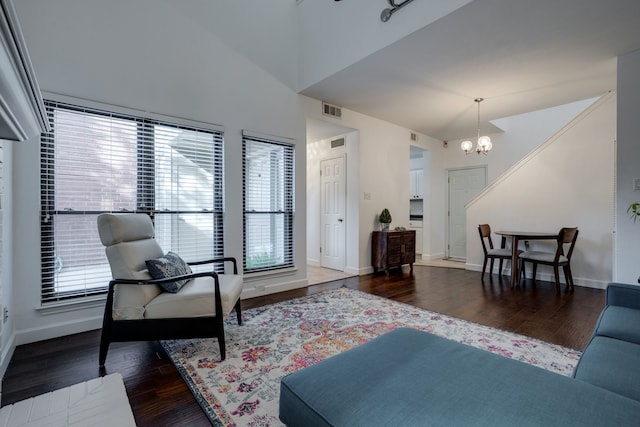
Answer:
[381,223,390,232]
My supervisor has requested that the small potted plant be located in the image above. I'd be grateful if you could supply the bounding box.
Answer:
[628,202,640,223]
[379,208,392,232]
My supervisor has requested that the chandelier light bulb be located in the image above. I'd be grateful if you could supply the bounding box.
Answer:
[478,135,491,150]
[461,140,473,153]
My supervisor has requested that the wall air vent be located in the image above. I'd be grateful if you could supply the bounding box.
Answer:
[322,102,342,119]
[330,137,345,149]
[410,132,418,141]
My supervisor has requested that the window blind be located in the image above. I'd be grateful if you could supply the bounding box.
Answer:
[40,100,224,304]
[242,132,295,273]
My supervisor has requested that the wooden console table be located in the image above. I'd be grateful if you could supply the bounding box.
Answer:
[372,230,415,274]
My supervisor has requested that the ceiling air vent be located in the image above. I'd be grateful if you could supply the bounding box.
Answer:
[331,137,345,149]
[322,102,342,118]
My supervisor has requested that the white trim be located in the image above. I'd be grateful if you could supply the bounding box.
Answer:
[242,129,295,144]
[42,91,224,133]
[15,316,102,346]
[465,263,608,290]
[241,278,307,299]
[36,295,106,314]
[0,330,14,381]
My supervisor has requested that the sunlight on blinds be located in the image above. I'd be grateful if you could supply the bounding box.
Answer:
[40,101,224,304]
[242,134,294,273]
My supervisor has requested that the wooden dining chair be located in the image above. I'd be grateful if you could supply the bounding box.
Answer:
[519,227,579,293]
[478,224,516,278]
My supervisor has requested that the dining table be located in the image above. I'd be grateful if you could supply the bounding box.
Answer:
[494,230,559,288]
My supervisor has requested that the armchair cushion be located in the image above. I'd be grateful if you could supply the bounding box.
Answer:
[145,252,193,293]
[145,274,243,319]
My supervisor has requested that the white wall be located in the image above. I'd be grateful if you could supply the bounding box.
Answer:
[10,0,307,345]
[466,94,616,288]
[302,96,443,272]
[616,49,640,285]
[296,0,472,91]
[440,98,599,184]
[303,95,602,274]
[164,1,299,90]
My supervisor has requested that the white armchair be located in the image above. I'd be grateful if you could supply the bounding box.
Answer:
[97,213,243,367]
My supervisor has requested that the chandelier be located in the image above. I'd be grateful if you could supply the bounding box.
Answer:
[461,98,492,155]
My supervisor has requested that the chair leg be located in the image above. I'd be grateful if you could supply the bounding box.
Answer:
[234,299,243,325]
[217,318,227,361]
[519,259,526,286]
[532,263,538,283]
[99,330,110,367]
[482,258,488,277]
[553,266,561,294]
[563,265,575,292]
[489,259,495,276]
[498,259,504,276]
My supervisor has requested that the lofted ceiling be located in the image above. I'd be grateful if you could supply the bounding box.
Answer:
[301,0,640,142]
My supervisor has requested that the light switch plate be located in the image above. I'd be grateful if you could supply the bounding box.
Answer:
[634,178,640,191]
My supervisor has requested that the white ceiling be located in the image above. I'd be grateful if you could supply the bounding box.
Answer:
[302,0,640,142]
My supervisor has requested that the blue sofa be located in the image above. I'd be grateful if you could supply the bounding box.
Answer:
[279,282,640,426]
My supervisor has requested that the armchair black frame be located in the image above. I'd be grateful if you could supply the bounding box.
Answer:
[99,257,242,367]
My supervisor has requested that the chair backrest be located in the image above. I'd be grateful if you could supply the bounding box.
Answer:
[556,227,579,261]
[98,213,164,280]
[97,213,165,320]
[478,224,494,253]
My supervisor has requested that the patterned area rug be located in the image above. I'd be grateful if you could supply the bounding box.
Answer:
[161,288,581,427]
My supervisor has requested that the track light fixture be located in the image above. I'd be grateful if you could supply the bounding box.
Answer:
[381,0,415,22]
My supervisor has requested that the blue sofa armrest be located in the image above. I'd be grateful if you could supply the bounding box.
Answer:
[606,282,640,309]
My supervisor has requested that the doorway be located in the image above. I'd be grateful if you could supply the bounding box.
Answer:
[447,166,487,260]
[320,155,346,271]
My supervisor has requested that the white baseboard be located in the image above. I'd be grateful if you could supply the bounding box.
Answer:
[241,278,308,300]
[344,266,360,275]
[0,331,15,386]
[15,316,102,347]
[465,263,608,290]
[421,252,446,261]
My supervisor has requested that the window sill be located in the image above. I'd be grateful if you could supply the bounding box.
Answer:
[36,295,106,315]
[243,266,298,282]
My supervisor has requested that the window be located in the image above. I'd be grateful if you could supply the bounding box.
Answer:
[242,132,295,273]
[40,101,224,304]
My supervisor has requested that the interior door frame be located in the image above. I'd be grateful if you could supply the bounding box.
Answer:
[446,165,487,260]
[320,154,347,271]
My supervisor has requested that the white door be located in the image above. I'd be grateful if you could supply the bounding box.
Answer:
[448,167,487,260]
[321,156,346,270]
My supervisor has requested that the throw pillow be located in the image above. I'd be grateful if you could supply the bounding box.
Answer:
[145,251,192,293]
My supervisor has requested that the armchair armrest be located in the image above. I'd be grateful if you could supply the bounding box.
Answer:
[606,282,640,309]
[188,256,239,274]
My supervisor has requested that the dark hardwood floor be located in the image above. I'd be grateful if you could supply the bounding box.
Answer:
[1,266,605,426]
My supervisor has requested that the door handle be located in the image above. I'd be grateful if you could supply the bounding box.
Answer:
[338,218,343,222]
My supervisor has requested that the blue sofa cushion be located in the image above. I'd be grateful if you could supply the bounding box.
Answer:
[573,335,640,401]
[593,305,640,345]
[280,328,640,427]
